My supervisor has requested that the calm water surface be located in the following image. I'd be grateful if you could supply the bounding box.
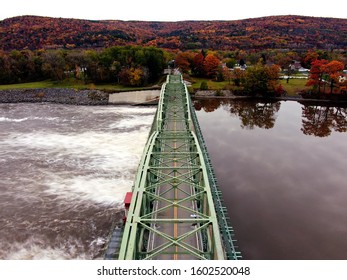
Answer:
[195,99,347,259]
[0,103,155,259]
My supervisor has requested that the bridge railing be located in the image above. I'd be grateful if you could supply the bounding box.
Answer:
[155,81,166,132]
[188,95,242,260]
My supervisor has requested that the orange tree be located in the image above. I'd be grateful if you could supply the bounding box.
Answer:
[175,51,194,74]
[323,60,344,94]
[203,54,221,79]
[191,51,221,79]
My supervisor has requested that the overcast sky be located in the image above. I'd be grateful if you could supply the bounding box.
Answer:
[1,0,346,21]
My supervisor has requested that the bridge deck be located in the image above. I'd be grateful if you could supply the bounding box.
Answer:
[116,74,240,260]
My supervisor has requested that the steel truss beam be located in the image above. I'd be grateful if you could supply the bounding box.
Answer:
[118,74,239,260]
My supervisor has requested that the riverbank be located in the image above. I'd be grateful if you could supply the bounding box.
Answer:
[193,90,347,105]
[0,88,109,105]
[1,88,346,106]
[0,88,161,106]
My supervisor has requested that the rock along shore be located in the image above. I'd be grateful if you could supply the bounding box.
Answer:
[1,88,346,106]
[0,88,109,105]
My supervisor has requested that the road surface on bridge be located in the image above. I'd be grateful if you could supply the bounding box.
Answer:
[115,74,241,260]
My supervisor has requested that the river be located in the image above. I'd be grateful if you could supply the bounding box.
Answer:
[194,98,347,259]
[2,99,347,260]
[0,103,155,259]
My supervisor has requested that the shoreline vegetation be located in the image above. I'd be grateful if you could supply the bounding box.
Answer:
[1,45,347,105]
[1,78,347,105]
[1,45,345,104]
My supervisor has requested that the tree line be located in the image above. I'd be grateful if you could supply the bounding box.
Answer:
[1,46,346,98]
[2,16,346,52]
[0,46,166,86]
[176,49,346,97]
[176,50,284,96]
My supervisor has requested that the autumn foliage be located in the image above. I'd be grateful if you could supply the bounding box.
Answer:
[242,63,281,96]
[0,46,166,86]
[175,52,194,73]
[203,54,221,78]
[306,59,344,94]
[0,15,346,51]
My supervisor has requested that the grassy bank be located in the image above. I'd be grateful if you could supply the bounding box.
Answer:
[189,77,307,97]
[1,76,308,96]
[0,79,159,92]
[279,78,307,96]
[190,78,230,90]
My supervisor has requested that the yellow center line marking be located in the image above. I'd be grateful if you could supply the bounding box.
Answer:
[173,109,178,260]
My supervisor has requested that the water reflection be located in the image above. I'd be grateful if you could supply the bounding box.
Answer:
[300,102,347,137]
[193,99,223,113]
[229,101,280,130]
[195,99,347,259]
[194,98,347,136]
[194,99,280,129]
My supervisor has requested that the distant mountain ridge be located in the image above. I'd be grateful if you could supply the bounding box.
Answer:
[0,15,346,51]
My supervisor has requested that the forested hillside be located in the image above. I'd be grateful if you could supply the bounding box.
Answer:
[1,15,346,51]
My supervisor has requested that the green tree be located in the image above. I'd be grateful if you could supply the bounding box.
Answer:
[65,51,88,80]
[84,50,99,82]
[225,57,237,69]
[242,63,280,96]
[0,51,12,83]
[143,47,165,83]
[42,50,66,81]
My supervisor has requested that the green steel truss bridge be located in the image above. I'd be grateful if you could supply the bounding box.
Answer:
[113,74,241,260]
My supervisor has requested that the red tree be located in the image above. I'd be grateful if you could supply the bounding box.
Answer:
[322,61,344,94]
[303,50,319,68]
[192,52,205,76]
[175,52,194,74]
[306,59,328,93]
[203,54,220,78]
[306,59,344,94]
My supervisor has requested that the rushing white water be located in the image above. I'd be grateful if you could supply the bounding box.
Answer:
[0,103,156,259]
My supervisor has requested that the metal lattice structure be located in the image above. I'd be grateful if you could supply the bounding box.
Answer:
[117,74,241,260]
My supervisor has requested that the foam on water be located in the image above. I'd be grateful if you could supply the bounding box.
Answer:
[0,116,60,122]
[2,236,90,260]
[45,175,134,205]
[109,115,155,130]
[0,117,28,122]
[2,115,153,206]
[0,103,156,259]
[92,106,156,115]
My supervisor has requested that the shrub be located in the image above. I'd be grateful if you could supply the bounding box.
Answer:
[200,81,208,90]
[187,86,196,95]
